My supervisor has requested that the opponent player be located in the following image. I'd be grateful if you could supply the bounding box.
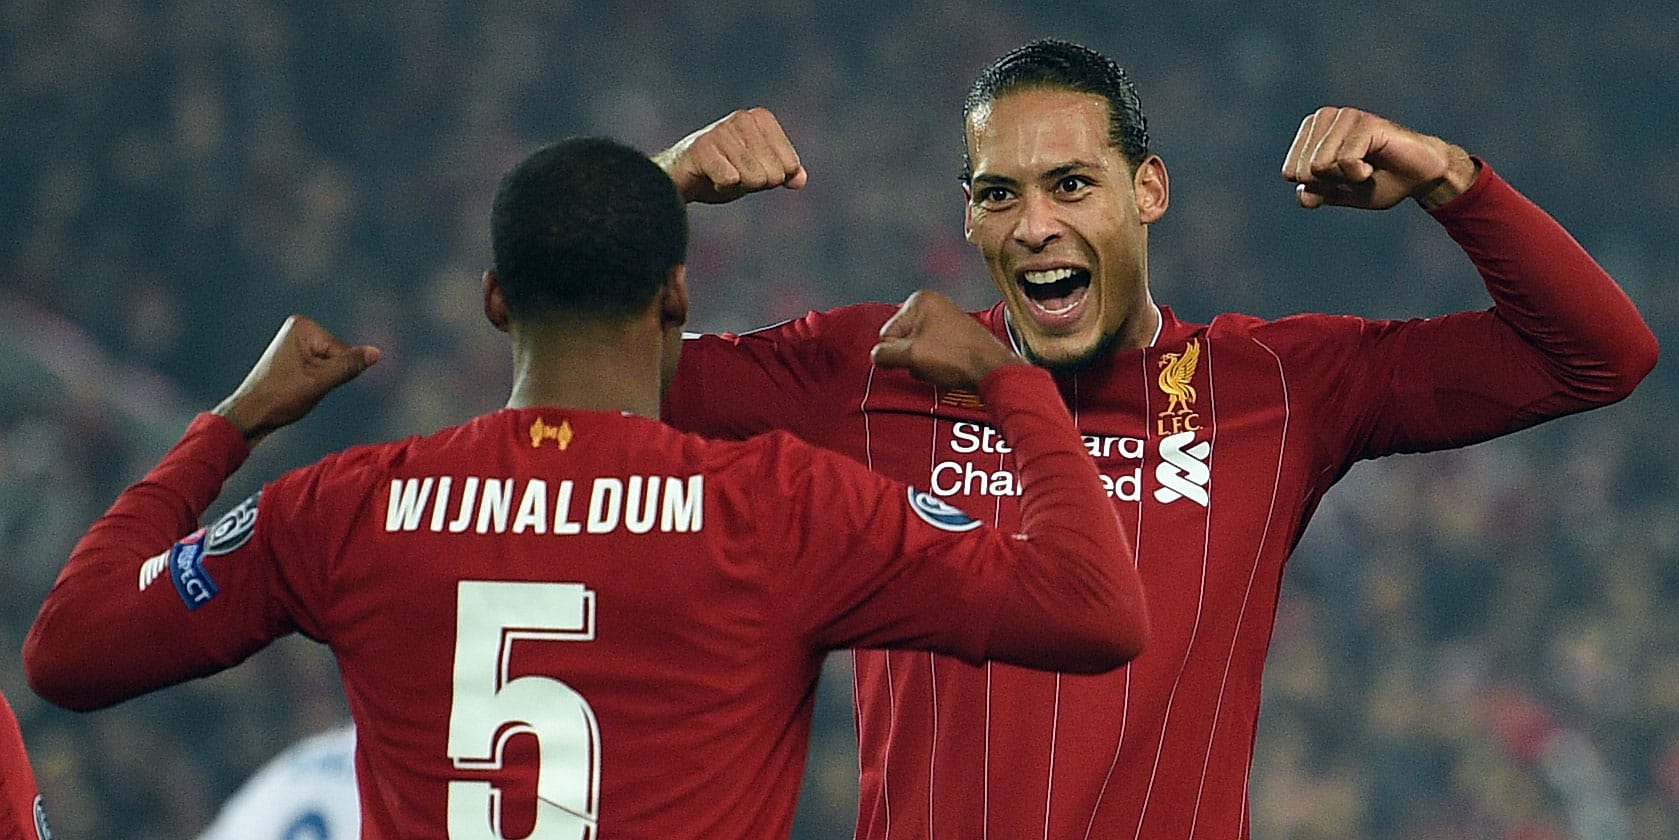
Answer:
[656,39,1658,838]
[23,136,1149,839]
[1,690,50,840]
[196,724,359,840]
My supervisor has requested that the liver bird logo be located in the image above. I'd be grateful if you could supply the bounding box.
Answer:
[529,417,574,450]
[1157,339,1200,417]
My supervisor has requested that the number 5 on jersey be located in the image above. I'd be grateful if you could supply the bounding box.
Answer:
[448,581,601,839]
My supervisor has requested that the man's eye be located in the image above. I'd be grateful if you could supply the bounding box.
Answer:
[979,187,1012,204]
[1057,176,1089,194]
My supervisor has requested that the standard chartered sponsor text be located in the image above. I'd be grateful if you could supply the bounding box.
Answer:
[937,422,1143,501]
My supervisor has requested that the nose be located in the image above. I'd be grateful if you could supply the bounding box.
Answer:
[1011,190,1061,251]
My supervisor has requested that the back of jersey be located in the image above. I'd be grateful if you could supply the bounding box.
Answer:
[249,407,835,839]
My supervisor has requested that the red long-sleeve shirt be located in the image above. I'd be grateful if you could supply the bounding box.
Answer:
[0,692,46,840]
[663,163,1657,839]
[25,364,1146,840]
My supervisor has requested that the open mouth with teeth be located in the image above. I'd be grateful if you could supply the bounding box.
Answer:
[1019,267,1093,324]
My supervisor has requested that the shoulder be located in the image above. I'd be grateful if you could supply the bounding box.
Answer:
[697,302,898,347]
[691,427,804,468]
[263,420,478,506]
[1202,310,1376,355]
[694,427,867,486]
[755,301,899,336]
[676,303,901,396]
[278,436,417,488]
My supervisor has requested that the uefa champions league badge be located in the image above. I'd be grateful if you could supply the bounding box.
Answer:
[168,528,220,611]
[907,487,982,532]
[206,492,260,556]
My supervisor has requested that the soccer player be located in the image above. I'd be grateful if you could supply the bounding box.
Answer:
[656,39,1659,839]
[23,136,1150,840]
[196,723,360,840]
[1,690,50,840]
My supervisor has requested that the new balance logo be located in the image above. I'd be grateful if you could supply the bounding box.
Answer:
[1155,430,1211,507]
[938,389,984,410]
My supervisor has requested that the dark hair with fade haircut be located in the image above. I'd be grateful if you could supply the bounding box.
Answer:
[491,136,688,320]
[960,38,1151,184]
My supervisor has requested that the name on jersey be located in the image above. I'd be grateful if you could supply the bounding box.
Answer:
[934,422,1145,501]
[384,474,704,535]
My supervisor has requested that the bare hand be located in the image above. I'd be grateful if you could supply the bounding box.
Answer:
[651,107,809,204]
[213,315,381,443]
[871,291,1025,390]
[1282,106,1477,210]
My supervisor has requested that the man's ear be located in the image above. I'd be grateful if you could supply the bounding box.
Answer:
[660,265,690,331]
[1133,155,1170,224]
[483,270,510,332]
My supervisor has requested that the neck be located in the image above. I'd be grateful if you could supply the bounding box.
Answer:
[1124,295,1164,350]
[503,315,666,417]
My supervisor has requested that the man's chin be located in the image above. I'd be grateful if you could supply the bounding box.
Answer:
[1022,329,1123,374]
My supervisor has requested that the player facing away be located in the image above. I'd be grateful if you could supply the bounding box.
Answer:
[655,40,1659,839]
[23,137,1150,840]
[0,691,51,840]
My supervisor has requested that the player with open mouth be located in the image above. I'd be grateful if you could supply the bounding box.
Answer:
[964,87,1166,369]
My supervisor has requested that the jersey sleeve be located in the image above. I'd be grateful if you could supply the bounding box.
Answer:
[662,304,894,441]
[0,692,45,840]
[749,365,1149,672]
[23,414,318,711]
[1278,162,1658,473]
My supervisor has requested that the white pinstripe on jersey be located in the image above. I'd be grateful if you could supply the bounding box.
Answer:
[1131,337,1218,840]
[1187,336,1291,835]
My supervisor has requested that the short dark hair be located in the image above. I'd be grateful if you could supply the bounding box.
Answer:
[960,39,1151,183]
[491,136,688,320]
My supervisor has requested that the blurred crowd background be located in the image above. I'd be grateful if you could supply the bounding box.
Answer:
[3,1,1676,837]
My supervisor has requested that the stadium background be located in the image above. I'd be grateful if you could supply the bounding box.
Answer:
[3,2,1676,837]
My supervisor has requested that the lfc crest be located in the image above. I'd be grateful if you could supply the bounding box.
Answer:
[1155,339,1202,435]
[1153,339,1211,506]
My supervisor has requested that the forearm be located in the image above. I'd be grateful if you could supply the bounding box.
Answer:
[973,366,1149,672]
[24,414,250,710]
[1431,162,1658,402]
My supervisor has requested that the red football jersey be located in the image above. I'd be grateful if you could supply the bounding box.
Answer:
[0,692,46,840]
[26,365,1146,840]
[663,165,1657,838]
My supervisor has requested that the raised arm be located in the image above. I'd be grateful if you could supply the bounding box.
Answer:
[24,317,378,710]
[1279,107,1656,459]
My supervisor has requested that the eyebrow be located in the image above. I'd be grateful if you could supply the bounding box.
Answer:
[1041,161,1098,182]
[971,160,1100,189]
[970,172,1020,189]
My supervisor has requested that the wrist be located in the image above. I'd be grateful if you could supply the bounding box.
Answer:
[211,398,266,444]
[1414,145,1479,209]
[972,347,1028,383]
[650,147,697,203]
